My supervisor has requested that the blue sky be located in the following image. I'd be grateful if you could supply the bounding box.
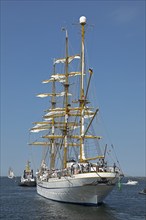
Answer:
[1,0,145,177]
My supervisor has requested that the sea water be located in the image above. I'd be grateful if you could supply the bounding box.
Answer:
[0,177,146,220]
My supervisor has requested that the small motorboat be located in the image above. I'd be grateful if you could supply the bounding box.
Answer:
[139,188,146,195]
[122,179,138,185]
[19,161,36,187]
[126,180,138,185]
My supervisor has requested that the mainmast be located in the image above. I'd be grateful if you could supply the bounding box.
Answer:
[79,16,86,162]
[63,28,69,168]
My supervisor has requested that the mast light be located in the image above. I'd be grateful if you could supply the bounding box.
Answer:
[79,16,86,25]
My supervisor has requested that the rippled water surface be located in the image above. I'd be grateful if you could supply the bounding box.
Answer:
[0,177,146,220]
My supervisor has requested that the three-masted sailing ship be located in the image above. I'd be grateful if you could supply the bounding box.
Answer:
[29,16,123,205]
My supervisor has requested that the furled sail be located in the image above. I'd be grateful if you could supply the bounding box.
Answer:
[42,72,81,84]
[37,91,72,98]
[54,55,80,64]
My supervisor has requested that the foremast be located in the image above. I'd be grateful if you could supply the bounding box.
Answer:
[50,63,56,169]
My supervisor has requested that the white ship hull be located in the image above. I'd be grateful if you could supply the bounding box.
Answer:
[37,172,118,205]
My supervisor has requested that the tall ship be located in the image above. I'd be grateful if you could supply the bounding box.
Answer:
[29,16,123,205]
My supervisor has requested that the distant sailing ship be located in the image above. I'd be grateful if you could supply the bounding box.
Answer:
[19,161,36,187]
[29,16,123,205]
[8,167,15,179]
